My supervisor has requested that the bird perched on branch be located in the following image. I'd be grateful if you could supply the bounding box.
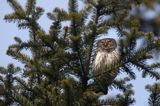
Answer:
[92,38,119,93]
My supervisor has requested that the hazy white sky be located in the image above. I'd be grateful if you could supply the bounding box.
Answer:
[0,0,157,106]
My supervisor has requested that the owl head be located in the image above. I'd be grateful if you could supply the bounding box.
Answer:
[96,38,117,53]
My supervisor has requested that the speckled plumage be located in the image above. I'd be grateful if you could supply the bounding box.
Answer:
[93,38,119,76]
[92,38,119,93]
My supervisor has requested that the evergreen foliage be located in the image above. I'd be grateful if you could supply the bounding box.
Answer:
[1,0,160,105]
[146,83,160,106]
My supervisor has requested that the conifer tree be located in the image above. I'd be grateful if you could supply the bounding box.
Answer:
[146,83,160,106]
[1,0,160,105]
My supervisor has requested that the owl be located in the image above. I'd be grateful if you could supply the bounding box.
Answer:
[92,38,119,93]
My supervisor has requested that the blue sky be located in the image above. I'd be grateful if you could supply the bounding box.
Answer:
[0,0,158,106]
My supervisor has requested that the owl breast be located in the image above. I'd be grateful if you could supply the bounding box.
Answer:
[93,50,119,75]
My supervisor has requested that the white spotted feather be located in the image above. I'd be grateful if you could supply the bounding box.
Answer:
[93,50,118,73]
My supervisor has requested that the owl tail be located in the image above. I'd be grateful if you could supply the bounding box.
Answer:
[93,69,117,94]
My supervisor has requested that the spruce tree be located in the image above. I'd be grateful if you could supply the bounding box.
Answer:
[1,0,160,106]
[146,83,160,106]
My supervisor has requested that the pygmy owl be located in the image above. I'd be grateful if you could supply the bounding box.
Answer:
[92,38,119,93]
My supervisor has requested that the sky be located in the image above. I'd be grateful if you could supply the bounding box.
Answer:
[0,0,158,106]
